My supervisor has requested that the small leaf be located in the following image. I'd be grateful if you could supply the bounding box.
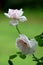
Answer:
[9,54,17,59]
[37,62,43,65]
[35,33,43,47]
[17,52,22,54]
[40,57,43,61]
[19,54,26,59]
[8,60,13,65]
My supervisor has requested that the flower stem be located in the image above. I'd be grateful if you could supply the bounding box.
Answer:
[16,25,21,34]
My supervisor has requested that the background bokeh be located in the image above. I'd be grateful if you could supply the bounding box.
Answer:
[0,0,43,65]
[0,0,43,11]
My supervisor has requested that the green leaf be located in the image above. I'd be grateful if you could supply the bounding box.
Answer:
[35,33,43,47]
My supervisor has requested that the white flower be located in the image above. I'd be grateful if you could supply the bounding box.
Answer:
[4,9,27,26]
[16,34,38,55]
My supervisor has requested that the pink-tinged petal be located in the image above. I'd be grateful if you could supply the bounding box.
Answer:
[8,9,14,14]
[16,34,38,55]
[19,16,27,22]
[17,9,23,16]
[20,34,33,48]
[16,38,30,55]
[9,20,18,26]
[7,9,23,18]
[13,9,23,18]
[8,9,16,18]
[4,9,27,24]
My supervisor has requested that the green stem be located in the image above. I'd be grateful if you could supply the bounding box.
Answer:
[16,25,21,34]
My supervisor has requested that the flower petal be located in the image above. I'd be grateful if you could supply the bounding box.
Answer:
[19,34,30,43]
[20,8,22,11]
[16,37,30,55]
[14,9,23,17]
[17,34,32,48]
[19,16,27,22]
[19,9,23,16]
[8,9,23,18]
[4,13,10,18]
[16,35,38,55]
[8,9,14,14]
[29,39,38,54]
[9,20,18,26]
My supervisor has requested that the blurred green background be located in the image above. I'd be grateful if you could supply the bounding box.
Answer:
[0,0,43,65]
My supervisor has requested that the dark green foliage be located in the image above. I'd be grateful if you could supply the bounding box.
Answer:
[19,54,26,59]
[9,54,17,59]
[16,52,22,54]
[32,54,43,65]
[8,60,13,65]
[37,62,43,65]
[39,57,43,61]
[35,33,43,47]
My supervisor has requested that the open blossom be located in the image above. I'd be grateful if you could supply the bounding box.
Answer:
[4,9,27,26]
[16,34,38,55]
